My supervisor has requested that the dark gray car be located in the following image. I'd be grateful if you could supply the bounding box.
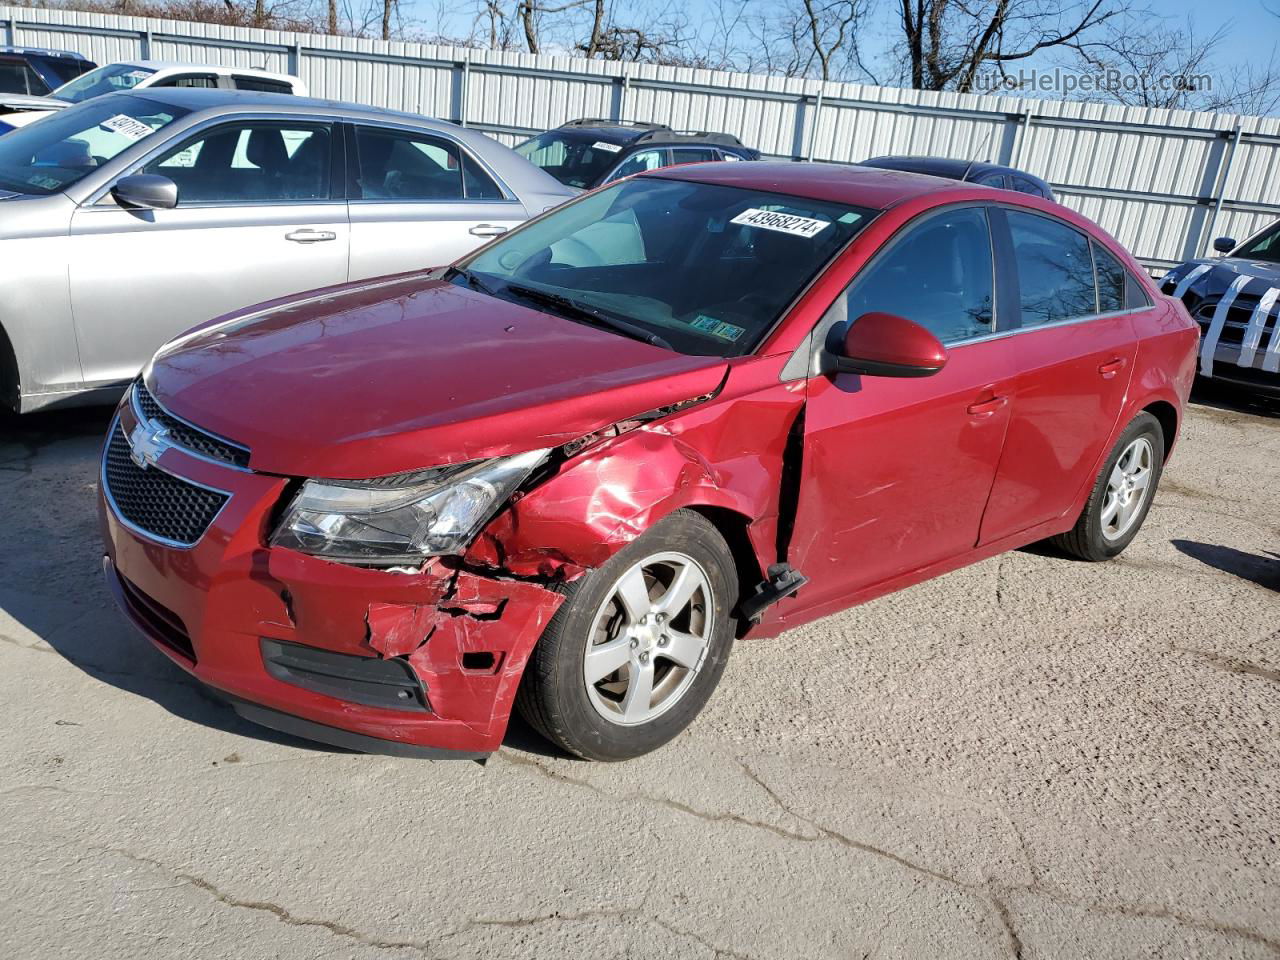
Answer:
[0,88,574,413]
[1160,222,1280,397]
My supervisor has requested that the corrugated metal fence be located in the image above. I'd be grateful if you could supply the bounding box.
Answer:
[5,4,1280,271]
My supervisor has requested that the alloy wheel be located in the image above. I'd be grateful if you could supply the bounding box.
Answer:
[1100,436,1154,541]
[583,551,714,726]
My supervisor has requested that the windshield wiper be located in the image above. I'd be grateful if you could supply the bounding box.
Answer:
[500,281,673,350]
[445,265,498,297]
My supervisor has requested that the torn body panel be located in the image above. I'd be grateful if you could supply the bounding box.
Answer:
[470,357,805,630]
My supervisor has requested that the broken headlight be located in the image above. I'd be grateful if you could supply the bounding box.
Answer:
[270,449,549,563]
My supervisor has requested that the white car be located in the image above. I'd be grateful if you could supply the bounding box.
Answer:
[0,61,306,130]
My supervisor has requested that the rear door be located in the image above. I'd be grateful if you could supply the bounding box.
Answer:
[68,117,349,386]
[977,208,1139,543]
[787,204,1019,609]
[346,122,525,279]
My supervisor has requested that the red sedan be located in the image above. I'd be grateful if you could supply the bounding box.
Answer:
[100,163,1198,761]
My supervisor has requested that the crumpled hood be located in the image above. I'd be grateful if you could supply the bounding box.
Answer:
[1164,256,1280,302]
[149,274,728,479]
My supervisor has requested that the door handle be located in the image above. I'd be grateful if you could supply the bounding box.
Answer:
[1098,357,1128,379]
[469,224,509,237]
[285,229,337,243]
[966,395,1008,417]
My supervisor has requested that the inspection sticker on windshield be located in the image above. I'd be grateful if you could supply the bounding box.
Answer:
[26,174,60,190]
[100,114,153,141]
[592,141,622,153]
[731,208,830,238]
[691,314,745,342]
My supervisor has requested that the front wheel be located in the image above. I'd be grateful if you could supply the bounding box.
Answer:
[516,510,737,761]
[1052,411,1165,561]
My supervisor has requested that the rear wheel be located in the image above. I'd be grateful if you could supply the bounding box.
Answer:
[1052,412,1164,561]
[516,510,737,761]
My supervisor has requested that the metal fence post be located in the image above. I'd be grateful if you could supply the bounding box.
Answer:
[612,71,629,122]
[288,41,301,77]
[1012,108,1034,167]
[1200,124,1243,257]
[141,28,153,59]
[805,88,824,162]
[3,19,15,47]
[456,53,471,126]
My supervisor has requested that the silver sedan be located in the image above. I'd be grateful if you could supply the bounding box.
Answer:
[0,88,575,413]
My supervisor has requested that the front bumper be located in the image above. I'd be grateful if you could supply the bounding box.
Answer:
[1196,322,1280,397]
[99,398,564,758]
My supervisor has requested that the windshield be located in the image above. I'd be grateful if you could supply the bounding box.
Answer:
[515,131,626,189]
[460,177,875,357]
[0,94,186,196]
[1234,222,1280,263]
[52,63,157,103]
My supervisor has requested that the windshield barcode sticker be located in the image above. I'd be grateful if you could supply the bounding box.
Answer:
[592,141,622,153]
[731,208,831,238]
[100,114,154,141]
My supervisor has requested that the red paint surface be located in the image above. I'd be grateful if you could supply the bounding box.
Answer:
[102,167,1198,756]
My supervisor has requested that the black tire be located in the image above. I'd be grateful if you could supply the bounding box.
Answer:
[516,509,738,761]
[1052,412,1165,562]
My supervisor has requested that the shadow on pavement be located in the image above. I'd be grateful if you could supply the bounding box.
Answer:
[1189,380,1280,420]
[1172,540,1280,592]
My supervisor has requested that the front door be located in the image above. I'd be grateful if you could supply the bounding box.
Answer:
[978,211,1138,543]
[68,119,349,387]
[788,205,1018,610]
[346,123,526,280]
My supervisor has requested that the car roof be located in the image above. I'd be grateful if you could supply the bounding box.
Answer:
[644,160,973,211]
[0,46,89,60]
[113,60,299,82]
[861,155,1050,184]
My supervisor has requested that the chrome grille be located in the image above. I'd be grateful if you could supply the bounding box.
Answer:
[134,381,251,469]
[103,424,229,546]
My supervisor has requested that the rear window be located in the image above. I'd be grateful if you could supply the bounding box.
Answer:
[53,63,156,103]
[233,76,295,94]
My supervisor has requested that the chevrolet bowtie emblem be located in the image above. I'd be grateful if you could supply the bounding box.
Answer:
[129,420,171,470]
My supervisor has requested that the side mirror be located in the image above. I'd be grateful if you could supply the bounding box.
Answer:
[829,312,948,378]
[112,173,178,210]
[1213,236,1236,254]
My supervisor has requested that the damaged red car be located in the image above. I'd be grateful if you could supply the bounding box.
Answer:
[100,163,1198,761]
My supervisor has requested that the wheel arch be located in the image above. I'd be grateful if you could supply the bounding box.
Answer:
[681,504,767,636]
[1142,399,1179,462]
[0,320,18,414]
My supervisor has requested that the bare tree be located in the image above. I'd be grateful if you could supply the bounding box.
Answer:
[894,0,1119,91]
[1075,16,1280,114]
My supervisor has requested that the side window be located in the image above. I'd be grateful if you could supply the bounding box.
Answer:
[845,206,995,344]
[354,127,464,201]
[233,76,294,94]
[461,153,504,200]
[1092,240,1127,312]
[152,73,219,89]
[607,148,667,183]
[671,147,719,165]
[1011,175,1049,199]
[1125,271,1153,309]
[975,173,1006,189]
[0,57,44,95]
[1007,210,1096,327]
[144,122,331,204]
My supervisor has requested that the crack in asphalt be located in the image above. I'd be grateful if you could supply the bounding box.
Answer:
[1172,645,1280,684]
[94,845,436,956]
[500,751,1280,958]
[461,907,757,959]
